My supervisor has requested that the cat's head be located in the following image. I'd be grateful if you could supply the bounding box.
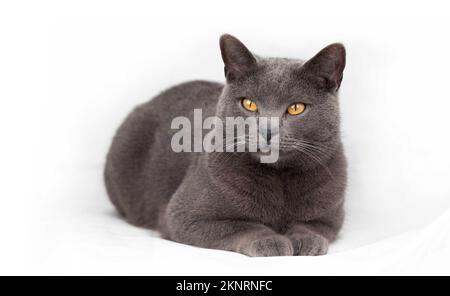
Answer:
[216,34,346,166]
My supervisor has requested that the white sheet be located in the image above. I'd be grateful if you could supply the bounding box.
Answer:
[17,167,448,276]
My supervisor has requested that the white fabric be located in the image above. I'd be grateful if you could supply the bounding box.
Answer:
[18,168,450,276]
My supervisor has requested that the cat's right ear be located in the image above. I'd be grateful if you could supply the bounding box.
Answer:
[220,34,257,81]
[300,43,346,92]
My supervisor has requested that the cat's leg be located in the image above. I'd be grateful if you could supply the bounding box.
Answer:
[167,218,294,257]
[285,223,331,256]
[286,204,344,256]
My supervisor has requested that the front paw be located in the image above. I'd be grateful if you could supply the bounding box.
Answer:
[248,235,294,257]
[289,233,329,256]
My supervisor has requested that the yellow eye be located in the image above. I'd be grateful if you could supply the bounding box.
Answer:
[287,103,306,115]
[241,98,258,112]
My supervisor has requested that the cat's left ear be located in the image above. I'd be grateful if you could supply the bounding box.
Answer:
[301,43,346,92]
[220,34,257,81]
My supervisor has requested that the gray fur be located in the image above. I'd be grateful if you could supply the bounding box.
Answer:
[104,34,347,256]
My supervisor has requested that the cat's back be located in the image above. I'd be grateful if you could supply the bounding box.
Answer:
[105,80,223,228]
[148,80,224,121]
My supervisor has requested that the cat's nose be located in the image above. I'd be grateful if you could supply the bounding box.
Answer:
[260,128,276,143]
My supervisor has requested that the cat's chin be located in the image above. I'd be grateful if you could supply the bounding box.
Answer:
[249,149,310,168]
[247,150,287,166]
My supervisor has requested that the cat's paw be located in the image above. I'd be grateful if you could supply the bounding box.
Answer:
[248,235,294,257]
[289,232,329,256]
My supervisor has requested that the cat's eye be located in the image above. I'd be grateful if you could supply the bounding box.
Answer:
[287,103,306,116]
[241,98,258,112]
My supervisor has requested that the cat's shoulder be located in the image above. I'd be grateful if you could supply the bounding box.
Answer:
[145,80,224,116]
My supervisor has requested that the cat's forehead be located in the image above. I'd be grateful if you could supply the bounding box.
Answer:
[241,57,312,100]
[226,56,326,105]
[255,57,306,89]
[257,57,305,75]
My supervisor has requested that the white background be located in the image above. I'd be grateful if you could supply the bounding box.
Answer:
[1,0,450,275]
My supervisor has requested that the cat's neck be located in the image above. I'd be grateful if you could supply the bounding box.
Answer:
[205,147,341,176]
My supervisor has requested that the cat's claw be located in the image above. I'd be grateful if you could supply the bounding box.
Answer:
[289,233,329,256]
[248,235,294,257]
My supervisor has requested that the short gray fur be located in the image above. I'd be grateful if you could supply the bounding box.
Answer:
[104,34,347,256]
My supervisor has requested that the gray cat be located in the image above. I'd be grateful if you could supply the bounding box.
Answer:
[104,34,347,256]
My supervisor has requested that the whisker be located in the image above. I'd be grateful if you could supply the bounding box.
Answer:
[287,141,333,159]
[288,145,335,180]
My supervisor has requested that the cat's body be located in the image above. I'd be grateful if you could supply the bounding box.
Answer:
[105,35,347,256]
[105,81,222,229]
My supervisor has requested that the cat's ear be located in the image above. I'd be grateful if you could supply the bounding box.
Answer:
[301,43,346,92]
[220,34,257,81]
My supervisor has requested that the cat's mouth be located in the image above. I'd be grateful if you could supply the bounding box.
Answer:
[257,150,272,156]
